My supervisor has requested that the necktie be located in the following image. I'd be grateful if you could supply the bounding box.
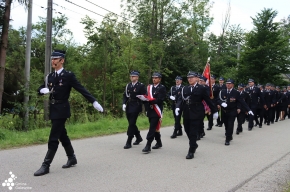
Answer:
[227,90,230,94]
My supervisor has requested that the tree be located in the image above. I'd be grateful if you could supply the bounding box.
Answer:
[0,0,27,114]
[238,8,290,84]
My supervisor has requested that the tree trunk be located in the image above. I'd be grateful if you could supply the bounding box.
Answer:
[0,0,12,114]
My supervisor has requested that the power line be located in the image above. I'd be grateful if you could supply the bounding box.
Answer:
[84,0,132,22]
[53,2,86,16]
[63,0,106,18]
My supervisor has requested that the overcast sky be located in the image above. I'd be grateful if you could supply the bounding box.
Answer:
[10,0,289,45]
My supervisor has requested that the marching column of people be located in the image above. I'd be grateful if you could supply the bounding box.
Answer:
[35,55,290,177]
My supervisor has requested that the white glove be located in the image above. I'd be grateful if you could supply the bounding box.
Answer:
[122,104,126,112]
[93,101,103,112]
[136,95,148,101]
[170,96,175,101]
[213,112,218,119]
[175,108,180,116]
[221,103,227,108]
[248,110,254,116]
[40,88,50,94]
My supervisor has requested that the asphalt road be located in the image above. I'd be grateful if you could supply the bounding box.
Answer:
[1,119,290,192]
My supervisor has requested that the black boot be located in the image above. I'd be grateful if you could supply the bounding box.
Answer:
[152,132,162,149]
[196,134,200,140]
[133,132,143,145]
[62,145,77,168]
[177,128,183,136]
[34,149,56,176]
[142,141,152,153]
[170,129,178,139]
[124,136,133,149]
[186,147,196,159]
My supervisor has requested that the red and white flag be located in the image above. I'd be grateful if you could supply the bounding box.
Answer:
[202,57,212,114]
[202,57,213,98]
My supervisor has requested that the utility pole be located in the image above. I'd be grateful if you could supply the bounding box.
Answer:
[43,0,53,120]
[23,0,33,130]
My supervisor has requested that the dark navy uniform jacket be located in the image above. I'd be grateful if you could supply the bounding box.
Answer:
[168,85,184,110]
[211,84,220,105]
[145,84,166,118]
[176,84,217,120]
[245,86,265,109]
[239,90,250,112]
[264,90,275,108]
[122,81,146,113]
[277,92,287,107]
[38,69,96,120]
[287,91,290,105]
[218,89,250,113]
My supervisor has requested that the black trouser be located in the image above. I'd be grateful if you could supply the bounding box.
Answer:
[257,108,264,126]
[287,107,290,118]
[172,109,183,130]
[206,113,213,128]
[126,112,139,136]
[275,107,281,120]
[199,117,205,134]
[271,106,276,122]
[265,107,274,123]
[146,117,160,141]
[183,118,199,149]
[48,119,71,151]
[237,111,246,131]
[217,109,223,125]
[248,108,257,128]
[222,110,237,141]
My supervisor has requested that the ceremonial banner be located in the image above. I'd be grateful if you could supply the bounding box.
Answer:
[202,57,212,114]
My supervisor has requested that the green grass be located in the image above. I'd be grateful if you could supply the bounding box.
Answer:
[0,110,175,150]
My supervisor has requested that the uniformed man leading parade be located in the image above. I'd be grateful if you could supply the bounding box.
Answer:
[175,71,218,159]
[122,70,147,149]
[137,72,166,153]
[218,79,253,145]
[169,76,184,138]
[34,50,103,176]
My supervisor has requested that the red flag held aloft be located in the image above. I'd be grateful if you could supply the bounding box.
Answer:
[202,57,213,98]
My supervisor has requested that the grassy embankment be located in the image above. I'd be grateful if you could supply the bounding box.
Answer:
[0,110,175,150]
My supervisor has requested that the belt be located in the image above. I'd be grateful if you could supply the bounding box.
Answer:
[185,100,200,105]
[223,108,236,113]
[50,99,68,104]
[128,98,140,102]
